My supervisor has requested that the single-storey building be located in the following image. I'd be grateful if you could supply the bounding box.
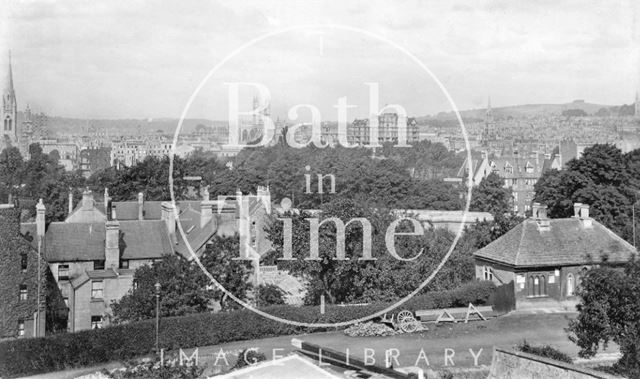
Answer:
[474,203,637,309]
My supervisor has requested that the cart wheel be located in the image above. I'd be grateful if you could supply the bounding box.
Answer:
[397,310,413,323]
[400,318,419,333]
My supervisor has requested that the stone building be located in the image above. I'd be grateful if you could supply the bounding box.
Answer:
[347,114,419,146]
[0,204,46,339]
[25,186,273,333]
[473,203,637,309]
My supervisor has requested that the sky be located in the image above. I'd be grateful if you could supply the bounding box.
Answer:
[0,0,638,120]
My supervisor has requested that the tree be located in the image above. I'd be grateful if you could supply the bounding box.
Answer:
[568,259,640,377]
[534,144,640,243]
[111,254,213,322]
[111,236,253,322]
[256,284,286,307]
[0,146,24,201]
[470,172,512,216]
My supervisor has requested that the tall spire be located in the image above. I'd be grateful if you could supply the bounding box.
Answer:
[6,50,14,95]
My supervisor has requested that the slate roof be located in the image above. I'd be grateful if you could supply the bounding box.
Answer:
[474,217,637,268]
[92,200,202,220]
[174,207,217,258]
[44,220,173,262]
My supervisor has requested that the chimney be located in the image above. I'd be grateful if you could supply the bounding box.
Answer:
[532,202,550,231]
[573,203,582,218]
[202,185,210,201]
[81,189,94,210]
[200,200,214,228]
[68,190,73,216]
[36,199,45,238]
[105,220,120,269]
[257,186,271,214]
[104,188,109,214]
[579,204,592,228]
[161,202,176,239]
[137,192,144,220]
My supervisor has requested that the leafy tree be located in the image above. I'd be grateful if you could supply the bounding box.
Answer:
[111,236,252,322]
[535,144,640,243]
[568,259,640,377]
[256,284,286,307]
[470,172,512,216]
[111,254,212,322]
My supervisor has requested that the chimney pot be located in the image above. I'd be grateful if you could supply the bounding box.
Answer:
[573,203,582,218]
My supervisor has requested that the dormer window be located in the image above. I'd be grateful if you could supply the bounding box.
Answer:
[504,163,513,174]
[525,162,534,173]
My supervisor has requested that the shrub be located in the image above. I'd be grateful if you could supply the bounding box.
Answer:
[517,340,573,364]
[0,280,495,378]
[256,284,286,307]
[233,348,267,369]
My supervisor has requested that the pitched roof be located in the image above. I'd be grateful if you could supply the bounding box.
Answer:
[44,220,173,262]
[93,200,202,220]
[474,217,637,267]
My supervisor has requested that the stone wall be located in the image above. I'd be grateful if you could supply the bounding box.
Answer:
[488,348,620,379]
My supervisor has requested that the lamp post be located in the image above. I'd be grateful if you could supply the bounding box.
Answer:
[154,282,161,353]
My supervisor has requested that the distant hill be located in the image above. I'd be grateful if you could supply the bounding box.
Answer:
[26,114,229,136]
[422,100,628,121]
[27,100,636,135]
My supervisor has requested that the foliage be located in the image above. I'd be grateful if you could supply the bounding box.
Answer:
[517,340,573,364]
[535,144,640,243]
[0,143,86,223]
[0,281,495,378]
[105,355,203,379]
[567,259,640,377]
[111,236,252,323]
[233,348,267,369]
[256,284,286,307]
[266,197,478,305]
[470,172,512,217]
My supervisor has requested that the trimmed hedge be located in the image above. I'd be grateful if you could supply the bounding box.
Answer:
[0,281,495,378]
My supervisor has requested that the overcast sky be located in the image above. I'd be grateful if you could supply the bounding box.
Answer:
[0,0,638,120]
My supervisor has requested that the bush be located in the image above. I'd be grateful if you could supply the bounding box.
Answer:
[233,348,267,369]
[256,284,286,307]
[517,340,573,364]
[0,280,495,378]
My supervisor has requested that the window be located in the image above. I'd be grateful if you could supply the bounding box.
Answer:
[58,264,69,281]
[120,260,129,269]
[17,320,24,337]
[93,260,105,270]
[482,266,494,281]
[567,273,575,296]
[91,281,103,299]
[19,285,27,301]
[91,315,103,329]
[20,253,27,271]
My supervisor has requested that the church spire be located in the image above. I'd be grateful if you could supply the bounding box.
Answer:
[6,50,14,96]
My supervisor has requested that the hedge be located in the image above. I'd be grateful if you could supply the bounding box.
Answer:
[0,280,495,378]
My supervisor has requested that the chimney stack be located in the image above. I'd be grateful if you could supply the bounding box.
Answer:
[36,199,45,237]
[81,189,94,210]
[137,192,144,220]
[573,203,582,218]
[579,204,592,228]
[68,189,73,216]
[105,219,120,269]
[161,202,176,241]
[200,200,214,228]
[104,188,109,214]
